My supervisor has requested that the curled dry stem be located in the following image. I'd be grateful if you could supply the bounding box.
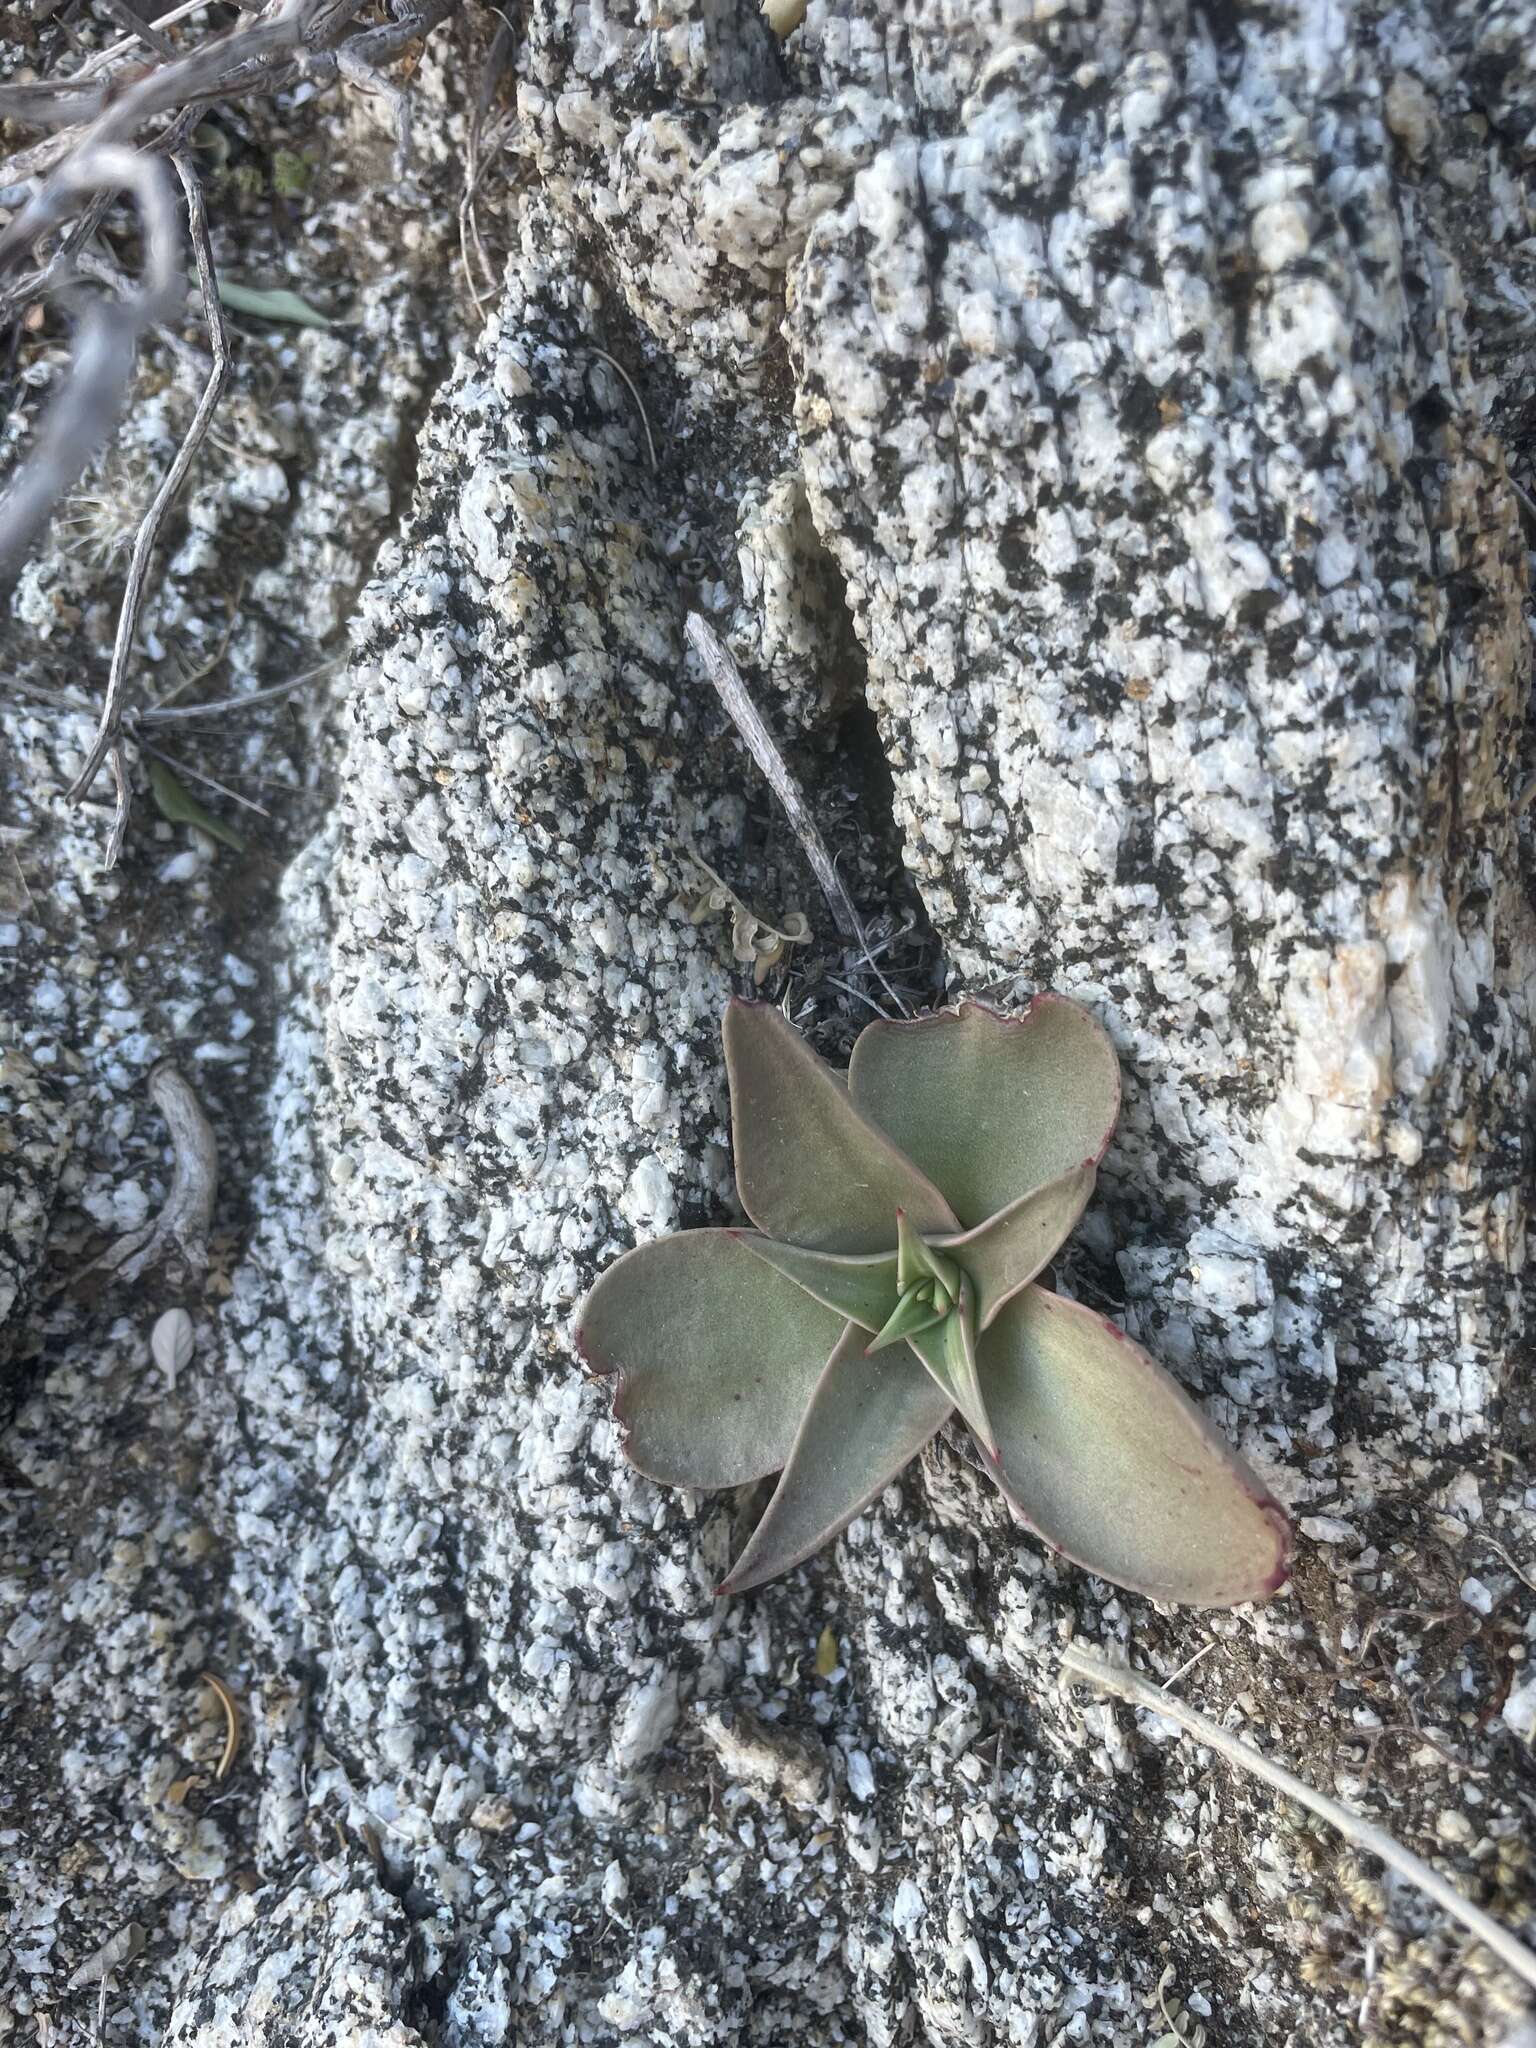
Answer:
[0,142,181,580]
[0,0,454,566]
[1,0,449,857]
[92,1059,218,1286]
[201,1669,243,1780]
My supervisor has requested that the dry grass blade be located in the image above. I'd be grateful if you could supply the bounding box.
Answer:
[685,610,863,942]
[94,0,181,60]
[138,658,341,725]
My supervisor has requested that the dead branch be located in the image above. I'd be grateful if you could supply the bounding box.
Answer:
[68,154,230,853]
[94,0,181,61]
[0,0,456,507]
[0,0,454,859]
[0,143,180,579]
[1060,1642,1536,1999]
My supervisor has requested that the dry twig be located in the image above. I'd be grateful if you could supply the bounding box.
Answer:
[68,153,229,851]
[458,14,516,312]
[1061,1641,1536,1998]
[0,0,454,520]
[138,658,339,725]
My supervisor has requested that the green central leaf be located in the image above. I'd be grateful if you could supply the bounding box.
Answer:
[895,1208,961,1297]
[904,1271,995,1456]
[865,1281,949,1353]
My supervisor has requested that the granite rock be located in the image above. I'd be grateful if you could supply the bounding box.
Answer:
[2,3,1535,2046]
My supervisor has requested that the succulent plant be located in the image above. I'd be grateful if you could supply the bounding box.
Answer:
[574,997,1291,1608]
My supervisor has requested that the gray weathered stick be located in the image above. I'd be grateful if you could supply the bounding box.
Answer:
[1061,1642,1536,1997]
[69,153,230,846]
[685,611,862,942]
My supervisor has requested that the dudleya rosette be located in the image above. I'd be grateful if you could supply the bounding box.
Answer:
[574,995,1291,1607]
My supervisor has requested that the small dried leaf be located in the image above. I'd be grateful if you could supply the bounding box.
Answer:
[150,1307,194,1384]
[815,1627,838,1678]
[731,906,762,963]
[685,849,808,975]
[67,1922,144,1990]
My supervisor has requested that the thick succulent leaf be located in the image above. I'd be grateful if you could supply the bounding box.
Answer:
[906,1272,996,1456]
[938,1160,1098,1329]
[573,1230,845,1488]
[848,996,1121,1228]
[732,1232,899,1334]
[718,1324,953,1594]
[724,999,957,1252]
[977,1287,1292,1608]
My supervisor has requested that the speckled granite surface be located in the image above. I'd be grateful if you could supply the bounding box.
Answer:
[3,3,1535,2044]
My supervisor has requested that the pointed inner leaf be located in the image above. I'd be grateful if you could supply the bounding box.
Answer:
[732,1233,900,1334]
[866,1283,948,1355]
[934,1160,1097,1329]
[896,1208,960,1296]
[903,1271,995,1455]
